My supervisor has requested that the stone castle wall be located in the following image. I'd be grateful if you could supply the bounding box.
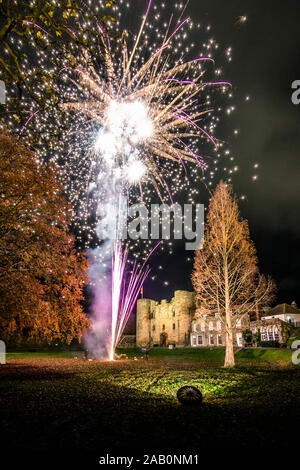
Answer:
[136,290,195,347]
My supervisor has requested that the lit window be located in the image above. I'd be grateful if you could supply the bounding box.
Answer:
[267,327,273,341]
[236,333,243,346]
[273,325,279,341]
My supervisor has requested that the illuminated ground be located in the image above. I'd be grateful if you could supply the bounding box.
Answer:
[1,349,299,465]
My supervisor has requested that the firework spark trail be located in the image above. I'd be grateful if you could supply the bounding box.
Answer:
[112,240,162,358]
[111,243,150,360]
[19,110,39,136]
[90,185,155,360]
[110,241,125,361]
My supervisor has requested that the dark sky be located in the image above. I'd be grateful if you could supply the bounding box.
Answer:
[143,0,300,305]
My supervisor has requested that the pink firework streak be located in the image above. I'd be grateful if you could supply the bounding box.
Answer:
[109,241,162,361]
[19,110,39,136]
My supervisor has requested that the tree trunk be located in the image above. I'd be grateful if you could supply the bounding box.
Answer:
[256,304,260,321]
[224,325,235,367]
[224,261,235,367]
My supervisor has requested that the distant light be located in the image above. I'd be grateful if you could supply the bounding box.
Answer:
[237,16,247,24]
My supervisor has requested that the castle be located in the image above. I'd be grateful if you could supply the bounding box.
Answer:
[136,291,195,348]
[135,290,300,348]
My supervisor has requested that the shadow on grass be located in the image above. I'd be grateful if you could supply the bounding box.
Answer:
[1,361,299,460]
[0,362,75,381]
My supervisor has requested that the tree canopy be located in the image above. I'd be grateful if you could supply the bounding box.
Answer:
[0,130,90,344]
[0,0,117,126]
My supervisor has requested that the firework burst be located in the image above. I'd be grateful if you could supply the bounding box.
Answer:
[60,1,231,202]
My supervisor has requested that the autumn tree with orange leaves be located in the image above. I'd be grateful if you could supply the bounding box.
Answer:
[0,131,91,344]
[192,181,275,367]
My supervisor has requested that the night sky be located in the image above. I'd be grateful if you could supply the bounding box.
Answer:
[143,0,300,305]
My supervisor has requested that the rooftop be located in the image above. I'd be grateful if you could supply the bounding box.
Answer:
[265,303,300,317]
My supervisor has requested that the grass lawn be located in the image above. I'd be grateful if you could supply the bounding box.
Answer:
[1,348,299,465]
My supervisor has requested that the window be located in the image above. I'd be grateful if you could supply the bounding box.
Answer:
[197,335,203,346]
[217,334,222,346]
[201,322,205,332]
[192,335,197,346]
[209,334,214,345]
[273,325,279,341]
[194,323,198,332]
[173,323,176,330]
[261,329,266,341]
[236,333,243,347]
[267,327,273,341]
[209,321,213,331]
[217,321,221,331]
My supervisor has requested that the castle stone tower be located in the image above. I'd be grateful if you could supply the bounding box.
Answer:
[174,290,195,345]
[136,298,152,347]
[136,291,195,348]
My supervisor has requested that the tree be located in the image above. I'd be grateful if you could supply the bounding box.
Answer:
[0,0,117,126]
[242,329,253,347]
[0,130,91,344]
[192,181,275,367]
